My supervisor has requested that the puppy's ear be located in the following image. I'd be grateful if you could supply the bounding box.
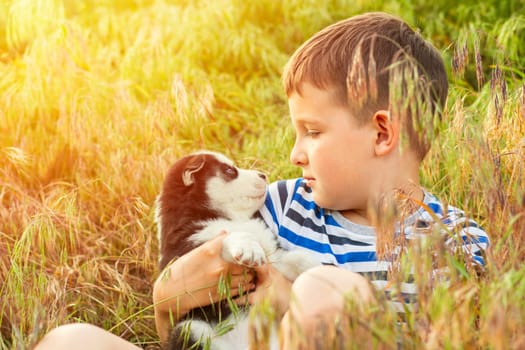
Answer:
[182,156,206,186]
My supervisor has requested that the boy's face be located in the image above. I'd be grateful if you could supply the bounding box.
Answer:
[289,83,378,220]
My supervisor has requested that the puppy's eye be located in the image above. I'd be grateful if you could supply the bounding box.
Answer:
[222,165,238,178]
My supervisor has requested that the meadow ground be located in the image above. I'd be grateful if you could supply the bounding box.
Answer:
[1,0,524,349]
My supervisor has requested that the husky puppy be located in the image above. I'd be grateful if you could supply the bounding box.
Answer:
[156,151,319,350]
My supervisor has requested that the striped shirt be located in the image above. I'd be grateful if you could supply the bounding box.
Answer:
[259,178,489,309]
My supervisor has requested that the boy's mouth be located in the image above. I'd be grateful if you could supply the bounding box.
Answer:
[304,176,315,187]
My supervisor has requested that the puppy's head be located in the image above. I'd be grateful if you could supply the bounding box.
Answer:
[200,151,267,220]
[156,151,268,269]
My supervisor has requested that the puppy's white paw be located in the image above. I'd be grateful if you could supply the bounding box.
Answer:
[272,249,321,281]
[222,232,267,267]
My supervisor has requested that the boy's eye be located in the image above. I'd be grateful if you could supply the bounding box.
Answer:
[305,129,320,137]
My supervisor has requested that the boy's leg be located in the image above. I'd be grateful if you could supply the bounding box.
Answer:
[34,323,142,350]
[280,265,376,350]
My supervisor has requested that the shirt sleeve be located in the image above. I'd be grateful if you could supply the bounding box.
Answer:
[443,207,490,267]
[258,179,300,236]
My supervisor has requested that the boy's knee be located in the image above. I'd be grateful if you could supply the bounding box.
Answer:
[282,266,377,349]
[291,265,374,315]
[35,323,137,350]
[35,324,93,349]
[289,266,375,334]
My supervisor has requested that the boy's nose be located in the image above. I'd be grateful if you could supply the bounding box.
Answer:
[290,144,307,166]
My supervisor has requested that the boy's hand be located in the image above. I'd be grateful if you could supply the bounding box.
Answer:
[246,263,293,319]
[153,231,256,342]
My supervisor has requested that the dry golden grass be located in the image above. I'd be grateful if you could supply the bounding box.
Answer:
[1,0,524,349]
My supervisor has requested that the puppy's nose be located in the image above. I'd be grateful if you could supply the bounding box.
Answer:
[258,172,267,181]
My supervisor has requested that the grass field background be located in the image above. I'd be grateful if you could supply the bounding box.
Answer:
[1,0,524,348]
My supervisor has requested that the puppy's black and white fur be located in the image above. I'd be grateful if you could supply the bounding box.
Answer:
[155,151,319,350]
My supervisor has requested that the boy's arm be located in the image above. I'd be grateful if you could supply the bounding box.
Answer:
[441,207,490,268]
[152,233,256,343]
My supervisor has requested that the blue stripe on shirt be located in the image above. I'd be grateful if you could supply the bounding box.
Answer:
[286,208,371,246]
[428,202,443,215]
[279,226,376,264]
[264,191,278,228]
[473,255,485,265]
[292,191,319,212]
[460,234,489,245]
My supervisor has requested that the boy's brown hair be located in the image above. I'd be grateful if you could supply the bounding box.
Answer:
[282,12,448,160]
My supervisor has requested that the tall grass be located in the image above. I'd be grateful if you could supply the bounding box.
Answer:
[1,0,523,349]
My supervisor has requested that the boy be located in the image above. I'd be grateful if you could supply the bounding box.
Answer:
[35,11,489,350]
[252,11,490,348]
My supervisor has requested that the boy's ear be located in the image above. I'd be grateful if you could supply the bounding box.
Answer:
[372,110,399,156]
